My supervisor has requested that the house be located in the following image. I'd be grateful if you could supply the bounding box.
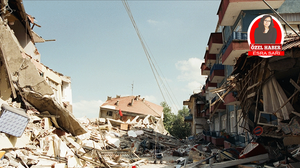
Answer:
[0,0,84,135]
[100,95,163,121]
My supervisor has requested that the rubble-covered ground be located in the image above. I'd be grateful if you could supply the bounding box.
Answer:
[0,100,206,168]
[2,100,300,168]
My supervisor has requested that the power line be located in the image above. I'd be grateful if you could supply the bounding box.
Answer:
[122,0,180,112]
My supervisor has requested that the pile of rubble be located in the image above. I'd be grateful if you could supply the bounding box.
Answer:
[0,98,194,168]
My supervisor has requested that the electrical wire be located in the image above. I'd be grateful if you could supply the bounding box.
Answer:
[122,0,180,112]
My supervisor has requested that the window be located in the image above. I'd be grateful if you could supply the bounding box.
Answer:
[107,111,113,116]
[47,78,59,101]
[258,111,278,127]
[196,104,201,118]
[234,19,242,32]
[221,114,227,131]
[222,26,232,44]
[215,117,220,132]
[230,111,236,133]
[39,71,44,77]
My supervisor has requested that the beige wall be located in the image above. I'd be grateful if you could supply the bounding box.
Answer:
[0,56,12,100]
[100,109,116,119]
[100,108,147,122]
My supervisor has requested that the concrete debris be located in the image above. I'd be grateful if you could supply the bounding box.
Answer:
[21,90,87,136]
[0,98,206,168]
[0,97,296,168]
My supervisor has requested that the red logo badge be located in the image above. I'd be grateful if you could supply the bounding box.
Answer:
[247,14,285,57]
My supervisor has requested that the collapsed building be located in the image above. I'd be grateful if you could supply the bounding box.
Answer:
[185,0,300,167]
[0,1,197,167]
[0,0,86,136]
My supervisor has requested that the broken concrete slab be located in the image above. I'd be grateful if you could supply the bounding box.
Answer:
[0,132,31,149]
[0,17,53,96]
[21,90,87,136]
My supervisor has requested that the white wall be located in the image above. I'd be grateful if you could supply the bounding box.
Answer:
[61,78,72,105]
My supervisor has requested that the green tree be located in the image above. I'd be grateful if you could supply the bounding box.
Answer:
[161,101,175,132]
[170,106,191,139]
[161,102,191,139]
[178,106,190,117]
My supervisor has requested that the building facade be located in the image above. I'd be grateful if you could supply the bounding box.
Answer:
[100,95,163,121]
[186,0,300,148]
[1,0,73,112]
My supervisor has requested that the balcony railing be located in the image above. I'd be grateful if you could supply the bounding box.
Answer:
[221,31,247,55]
[209,64,225,76]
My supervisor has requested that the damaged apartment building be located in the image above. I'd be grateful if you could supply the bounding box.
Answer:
[100,95,163,122]
[0,0,86,137]
[186,0,300,158]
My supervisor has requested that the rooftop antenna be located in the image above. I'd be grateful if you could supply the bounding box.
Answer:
[132,81,134,95]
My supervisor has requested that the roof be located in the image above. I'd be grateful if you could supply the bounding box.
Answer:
[232,34,300,75]
[100,96,163,117]
[277,0,300,14]
[282,35,300,50]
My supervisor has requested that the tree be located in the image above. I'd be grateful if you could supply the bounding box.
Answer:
[178,106,190,117]
[161,102,191,139]
[170,106,191,139]
[161,101,175,132]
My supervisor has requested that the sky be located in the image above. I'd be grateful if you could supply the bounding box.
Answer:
[22,0,220,118]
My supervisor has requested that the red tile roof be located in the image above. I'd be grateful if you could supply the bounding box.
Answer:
[100,96,163,117]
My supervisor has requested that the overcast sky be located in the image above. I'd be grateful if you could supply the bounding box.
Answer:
[23,0,220,118]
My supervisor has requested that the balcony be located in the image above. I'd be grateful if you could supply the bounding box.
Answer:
[211,101,226,113]
[204,50,216,67]
[201,63,210,76]
[224,92,240,105]
[210,96,226,113]
[222,31,248,65]
[184,114,193,122]
[217,0,285,26]
[205,79,217,91]
[208,33,223,54]
[209,64,225,83]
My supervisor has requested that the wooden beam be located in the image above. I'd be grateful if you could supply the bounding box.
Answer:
[290,79,300,91]
[216,92,225,103]
[247,82,261,91]
[273,79,300,116]
[292,73,300,104]
[247,92,256,99]
[35,114,60,118]
[210,88,232,107]
[96,151,111,168]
